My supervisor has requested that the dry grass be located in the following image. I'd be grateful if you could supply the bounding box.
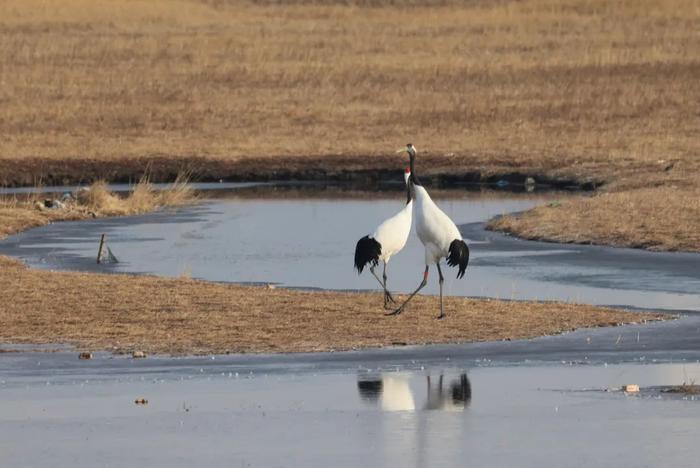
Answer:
[76,175,194,216]
[0,205,85,240]
[0,0,697,185]
[0,176,195,238]
[488,186,700,251]
[0,255,663,355]
[662,382,700,395]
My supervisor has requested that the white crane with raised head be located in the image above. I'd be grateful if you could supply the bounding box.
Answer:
[389,143,469,319]
[354,168,413,308]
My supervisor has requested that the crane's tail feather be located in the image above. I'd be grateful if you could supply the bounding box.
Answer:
[447,239,470,279]
[354,236,381,273]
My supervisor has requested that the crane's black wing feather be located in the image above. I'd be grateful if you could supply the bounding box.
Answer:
[447,239,470,279]
[354,235,381,273]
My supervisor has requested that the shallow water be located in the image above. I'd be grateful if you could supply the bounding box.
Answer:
[1,354,699,468]
[2,190,699,312]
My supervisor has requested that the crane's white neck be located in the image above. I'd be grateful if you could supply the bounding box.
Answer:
[404,169,412,204]
[412,184,431,204]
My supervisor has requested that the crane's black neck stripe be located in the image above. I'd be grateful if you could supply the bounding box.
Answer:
[409,153,422,186]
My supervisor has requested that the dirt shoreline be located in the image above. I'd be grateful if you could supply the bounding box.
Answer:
[0,155,600,190]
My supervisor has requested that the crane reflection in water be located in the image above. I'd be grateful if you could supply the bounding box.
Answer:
[357,372,471,412]
[356,372,472,466]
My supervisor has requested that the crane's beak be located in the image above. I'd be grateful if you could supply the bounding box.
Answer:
[396,147,409,154]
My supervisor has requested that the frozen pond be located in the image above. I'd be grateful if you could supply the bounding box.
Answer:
[1,350,699,468]
[1,188,699,312]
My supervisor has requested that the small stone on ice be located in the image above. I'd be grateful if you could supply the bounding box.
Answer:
[132,351,147,358]
[79,352,92,360]
[622,384,640,393]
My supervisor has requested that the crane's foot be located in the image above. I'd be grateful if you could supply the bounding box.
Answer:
[385,307,403,316]
[437,313,446,320]
[383,292,397,309]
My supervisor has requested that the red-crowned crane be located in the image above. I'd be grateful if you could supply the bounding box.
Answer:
[354,168,413,308]
[389,144,469,319]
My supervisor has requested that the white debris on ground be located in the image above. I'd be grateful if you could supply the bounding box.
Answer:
[622,384,640,393]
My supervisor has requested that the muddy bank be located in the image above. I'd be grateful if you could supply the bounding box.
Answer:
[0,155,600,191]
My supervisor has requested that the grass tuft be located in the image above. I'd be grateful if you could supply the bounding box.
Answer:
[0,173,195,239]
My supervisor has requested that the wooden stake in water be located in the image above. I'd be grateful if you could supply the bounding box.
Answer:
[97,234,105,264]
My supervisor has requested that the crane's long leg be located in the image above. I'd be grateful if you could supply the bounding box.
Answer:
[386,266,429,316]
[437,262,445,319]
[370,265,395,307]
[383,262,396,307]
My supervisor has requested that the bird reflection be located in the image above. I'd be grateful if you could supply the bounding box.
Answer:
[357,372,472,467]
[357,372,471,411]
[358,374,416,411]
[425,374,471,411]
[357,379,383,402]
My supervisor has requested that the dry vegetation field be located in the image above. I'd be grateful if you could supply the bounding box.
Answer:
[0,0,697,182]
[0,176,193,239]
[0,0,698,249]
[0,255,662,355]
[490,186,700,251]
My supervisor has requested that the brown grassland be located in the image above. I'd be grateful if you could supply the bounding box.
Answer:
[0,255,662,355]
[0,0,698,249]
